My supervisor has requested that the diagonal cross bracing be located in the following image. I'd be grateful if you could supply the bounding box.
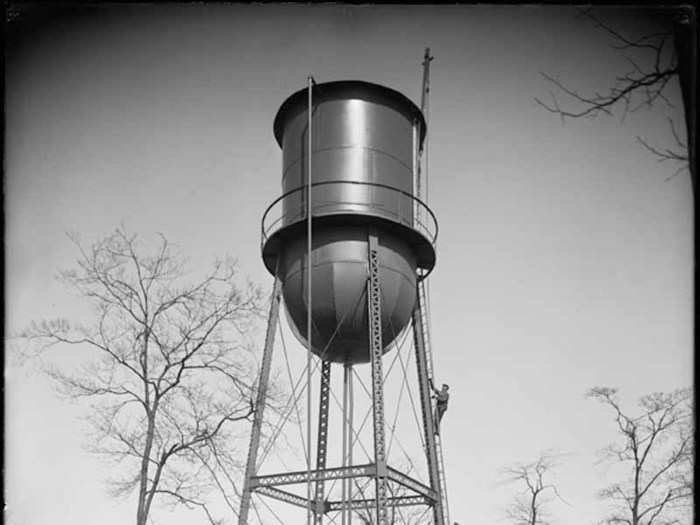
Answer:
[386,466,437,501]
[256,486,312,510]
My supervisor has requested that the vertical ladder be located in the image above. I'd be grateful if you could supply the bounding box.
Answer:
[417,277,450,525]
[434,434,450,525]
[417,46,448,525]
[417,279,434,381]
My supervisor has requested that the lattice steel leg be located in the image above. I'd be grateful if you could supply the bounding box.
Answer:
[314,360,332,523]
[367,229,389,525]
[342,363,354,525]
[347,364,354,525]
[412,287,444,525]
[239,276,283,525]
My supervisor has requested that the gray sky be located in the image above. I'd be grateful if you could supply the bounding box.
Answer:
[5,5,692,525]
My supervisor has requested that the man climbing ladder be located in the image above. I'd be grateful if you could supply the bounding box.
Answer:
[429,378,449,435]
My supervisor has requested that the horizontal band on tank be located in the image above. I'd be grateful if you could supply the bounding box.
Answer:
[261,213,436,279]
[281,144,414,182]
[273,80,427,148]
[262,179,437,245]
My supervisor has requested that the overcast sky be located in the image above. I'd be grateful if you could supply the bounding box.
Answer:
[5,5,692,525]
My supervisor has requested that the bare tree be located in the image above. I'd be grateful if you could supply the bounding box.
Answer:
[587,387,693,525]
[501,452,569,525]
[21,228,264,525]
[535,8,695,188]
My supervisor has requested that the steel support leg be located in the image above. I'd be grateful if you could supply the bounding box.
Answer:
[314,360,332,523]
[342,365,348,525]
[347,365,353,525]
[342,363,354,525]
[238,276,283,525]
[412,288,444,525]
[367,229,389,525]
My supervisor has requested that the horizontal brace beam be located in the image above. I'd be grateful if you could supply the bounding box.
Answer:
[252,464,375,488]
[326,495,431,512]
[252,464,438,501]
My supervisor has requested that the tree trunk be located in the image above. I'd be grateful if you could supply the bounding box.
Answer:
[673,11,697,196]
[136,411,156,525]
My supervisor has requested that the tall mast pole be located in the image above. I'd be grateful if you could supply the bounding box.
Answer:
[417,47,434,203]
[420,48,433,117]
[306,74,314,525]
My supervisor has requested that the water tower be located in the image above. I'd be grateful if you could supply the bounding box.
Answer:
[239,74,448,525]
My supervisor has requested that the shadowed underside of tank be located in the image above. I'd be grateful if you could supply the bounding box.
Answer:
[281,224,417,363]
[262,80,436,364]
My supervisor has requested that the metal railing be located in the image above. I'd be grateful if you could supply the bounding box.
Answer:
[261,180,438,252]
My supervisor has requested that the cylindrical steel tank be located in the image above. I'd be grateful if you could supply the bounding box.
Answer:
[261,81,437,364]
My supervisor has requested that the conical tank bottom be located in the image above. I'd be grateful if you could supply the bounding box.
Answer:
[280,224,417,364]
